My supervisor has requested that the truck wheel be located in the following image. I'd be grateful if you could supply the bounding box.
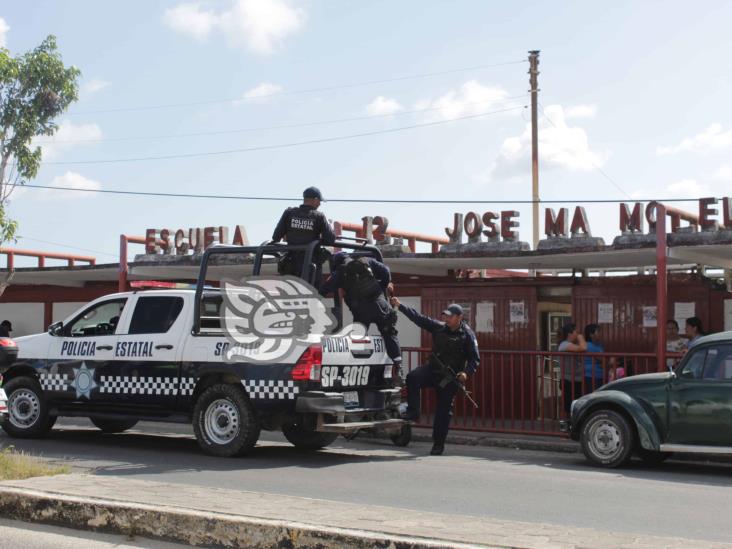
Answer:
[580,409,633,468]
[193,384,260,457]
[637,448,670,465]
[390,423,412,447]
[90,418,138,433]
[2,376,55,438]
[282,423,338,450]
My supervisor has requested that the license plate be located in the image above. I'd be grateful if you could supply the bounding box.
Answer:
[343,391,359,408]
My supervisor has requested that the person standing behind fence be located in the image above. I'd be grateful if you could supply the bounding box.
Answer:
[583,324,614,391]
[559,323,586,414]
[666,319,687,368]
[685,317,706,349]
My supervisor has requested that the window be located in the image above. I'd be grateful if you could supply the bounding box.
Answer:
[680,349,706,379]
[67,299,127,337]
[128,296,184,335]
[199,294,223,332]
[702,345,732,381]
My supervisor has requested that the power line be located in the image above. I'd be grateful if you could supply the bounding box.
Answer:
[68,59,528,115]
[13,184,707,204]
[16,236,118,258]
[538,103,632,199]
[44,105,528,165]
[38,94,528,145]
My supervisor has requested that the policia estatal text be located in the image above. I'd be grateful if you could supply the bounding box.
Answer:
[391,299,480,456]
[321,253,403,376]
[272,186,335,283]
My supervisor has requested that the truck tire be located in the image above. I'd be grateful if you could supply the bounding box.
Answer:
[90,418,138,433]
[282,423,339,450]
[390,423,412,447]
[193,383,260,457]
[580,409,633,468]
[2,376,55,438]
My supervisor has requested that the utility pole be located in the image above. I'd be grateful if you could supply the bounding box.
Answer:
[528,50,540,251]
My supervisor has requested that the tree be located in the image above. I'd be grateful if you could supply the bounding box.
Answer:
[0,35,81,243]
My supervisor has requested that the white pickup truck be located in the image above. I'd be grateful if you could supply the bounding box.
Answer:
[0,242,407,456]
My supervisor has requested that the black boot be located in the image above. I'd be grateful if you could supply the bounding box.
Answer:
[430,443,445,456]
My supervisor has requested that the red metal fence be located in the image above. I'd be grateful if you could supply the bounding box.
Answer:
[402,347,682,436]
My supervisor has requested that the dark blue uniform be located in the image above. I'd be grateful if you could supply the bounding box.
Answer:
[399,304,479,447]
[321,258,401,364]
[272,204,336,282]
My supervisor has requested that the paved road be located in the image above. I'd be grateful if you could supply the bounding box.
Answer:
[0,518,190,548]
[3,419,732,544]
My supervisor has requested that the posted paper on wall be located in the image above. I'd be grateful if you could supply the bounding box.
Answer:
[674,302,695,328]
[476,301,495,333]
[642,306,658,328]
[510,301,526,324]
[598,303,614,324]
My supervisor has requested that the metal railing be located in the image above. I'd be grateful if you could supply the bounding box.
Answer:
[0,247,95,269]
[401,347,683,436]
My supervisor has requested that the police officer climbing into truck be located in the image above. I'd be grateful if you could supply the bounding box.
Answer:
[272,187,336,285]
[389,298,479,455]
[321,252,403,379]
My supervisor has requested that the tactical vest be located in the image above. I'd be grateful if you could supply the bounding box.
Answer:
[431,327,468,372]
[341,258,383,300]
[285,206,319,245]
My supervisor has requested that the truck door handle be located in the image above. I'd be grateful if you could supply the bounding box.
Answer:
[97,345,113,351]
[155,344,174,350]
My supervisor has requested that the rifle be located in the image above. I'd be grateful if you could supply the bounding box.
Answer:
[431,352,479,409]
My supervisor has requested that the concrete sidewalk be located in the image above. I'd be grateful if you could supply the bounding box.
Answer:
[1,473,731,549]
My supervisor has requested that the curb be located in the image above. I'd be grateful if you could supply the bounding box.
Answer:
[0,486,512,549]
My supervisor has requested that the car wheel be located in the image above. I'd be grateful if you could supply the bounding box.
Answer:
[193,384,260,457]
[390,423,412,447]
[282,422,339,450]
[90,418,139,434]
[580,409,633,468]
[637,448,670,465]
[2,376,55,438]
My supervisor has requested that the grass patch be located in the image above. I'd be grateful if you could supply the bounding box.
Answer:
[0,446,70,481]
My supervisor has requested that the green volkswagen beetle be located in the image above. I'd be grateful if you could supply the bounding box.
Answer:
[562,331,732,467]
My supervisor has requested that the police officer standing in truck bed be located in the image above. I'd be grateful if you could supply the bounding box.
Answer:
[272,186,336,283]
[389,298,479,456]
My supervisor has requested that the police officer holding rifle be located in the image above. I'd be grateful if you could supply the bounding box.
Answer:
[389,298,479,455]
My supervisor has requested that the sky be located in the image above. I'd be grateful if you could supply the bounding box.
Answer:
[2,1,732,267]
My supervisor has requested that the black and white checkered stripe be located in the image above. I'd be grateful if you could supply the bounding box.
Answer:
[39,373,69,391]
[100,376,178,395]
[180,377,195,396]
[242,379,299,400]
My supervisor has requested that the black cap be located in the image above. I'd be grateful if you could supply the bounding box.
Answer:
[0,320,12,330]
[442,304,464,317]
[303,186,324,201]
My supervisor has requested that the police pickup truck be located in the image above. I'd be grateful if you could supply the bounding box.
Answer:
[0,242,406,457]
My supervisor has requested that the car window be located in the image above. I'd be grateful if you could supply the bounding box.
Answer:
[680,349,706,379]
[128,296,184,334]
[67,299,127,337]
[200,294,223,332]
[702,345,732,380]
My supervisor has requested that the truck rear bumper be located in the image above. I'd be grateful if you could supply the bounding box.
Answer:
[295,388,401,415]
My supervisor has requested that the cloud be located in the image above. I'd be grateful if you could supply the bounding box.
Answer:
[485,104,607,181]
[711,165,732,181]
[34,120,103,160]
[163,3,217,41]
[565,104,597,119]
[366,96,402,116]
[163,0,305,55]
[416,80,510,121]
[630,179,710,200]
[14,171,101,201]
[0,17,8,48]
[238,81,283,103]
[657,123,732,155]
[81,78,110,97]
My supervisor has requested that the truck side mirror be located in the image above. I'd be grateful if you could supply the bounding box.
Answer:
[47,321,63,336]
